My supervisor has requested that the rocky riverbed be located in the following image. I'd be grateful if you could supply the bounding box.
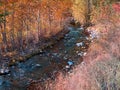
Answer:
[0,26,94,90]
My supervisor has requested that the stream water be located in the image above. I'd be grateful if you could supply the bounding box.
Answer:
[0,26,90,90]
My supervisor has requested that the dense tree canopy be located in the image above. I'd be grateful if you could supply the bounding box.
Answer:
[0,0,119,56]
[0,0,72,54]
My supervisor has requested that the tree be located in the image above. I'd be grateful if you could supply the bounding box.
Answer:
[0,1,10,52]
[72,0,92,24]
[0,0,72,55]
[72,0,118,24]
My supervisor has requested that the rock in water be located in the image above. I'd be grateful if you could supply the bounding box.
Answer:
[35,64,41,67]
[78,53,83,56]
[65,65,70,69]
[76,42,83,47]
[67,61,74,66]
[77,27,84,31]
[0,68,10,75]
[0,69,4,74]
[31,64,42,70]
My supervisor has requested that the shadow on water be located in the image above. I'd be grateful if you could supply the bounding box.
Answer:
[0,26,90,90]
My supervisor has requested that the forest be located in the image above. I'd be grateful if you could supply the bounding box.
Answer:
[0,0,120,90]
[0,0,72,55]
[0,0,119,58]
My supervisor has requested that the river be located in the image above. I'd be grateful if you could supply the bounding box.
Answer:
[0,26,90,90]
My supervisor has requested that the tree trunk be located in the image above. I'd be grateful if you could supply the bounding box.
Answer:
[37,10,41,41]
[2,5,7,52]
[47,1,52,36]
[85,0,92,25]
[17,21,23,52]
[10,3,15,51]
[19,30,23,52]
[0,43,2,57]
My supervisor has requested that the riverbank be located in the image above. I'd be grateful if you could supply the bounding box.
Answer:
[0,28,70,67]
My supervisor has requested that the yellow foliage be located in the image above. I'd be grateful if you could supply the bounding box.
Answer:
[72,0,88,24]
[72,0,118,24]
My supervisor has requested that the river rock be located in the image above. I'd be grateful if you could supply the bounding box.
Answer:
[78,52,83,56]
[89,30,99,39]
[76,42,84,47]
[63,56,67,60]
[0,68,10,75]
[52,53,58,56]
[65,65,70,69]
[31,64,42,70]
[67,61,74,66]
[35,64,42,67]
[64,51,67,54]
[78,52,87,56]
[77,27,84,31]
[83,52,87,56]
